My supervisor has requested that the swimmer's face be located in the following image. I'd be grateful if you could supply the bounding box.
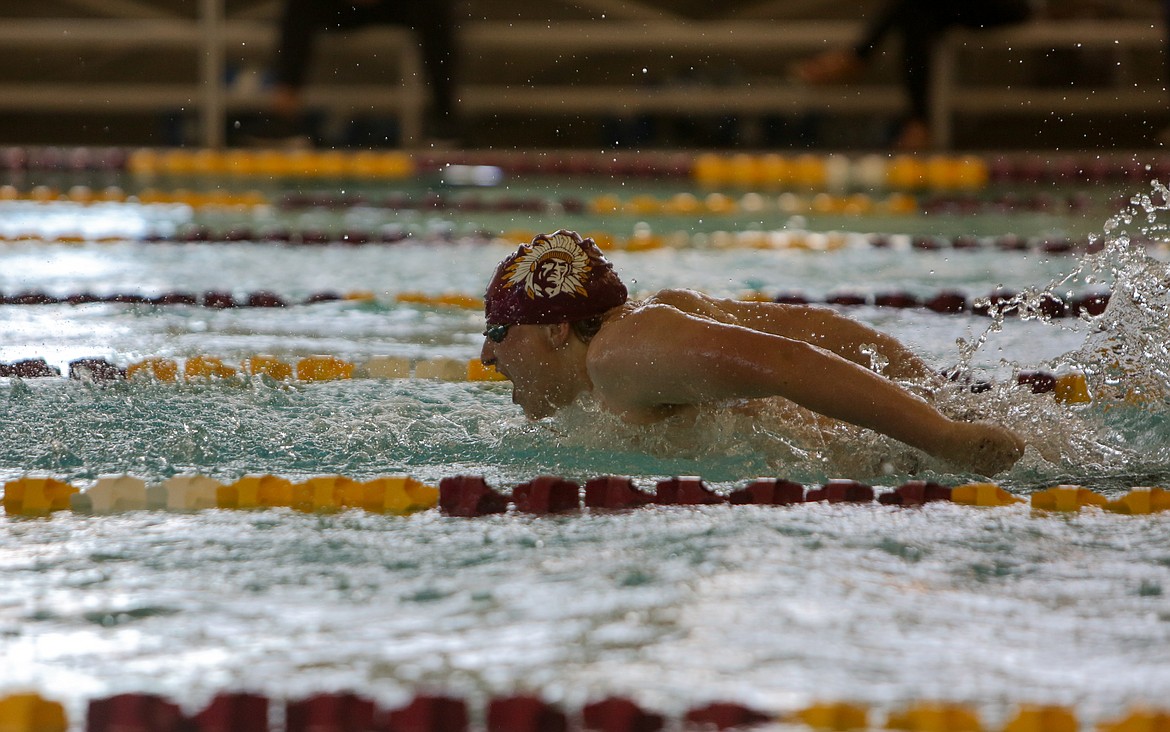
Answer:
[480,323,574,419]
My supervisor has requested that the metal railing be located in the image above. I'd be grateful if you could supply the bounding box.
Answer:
[0,7,1160,149]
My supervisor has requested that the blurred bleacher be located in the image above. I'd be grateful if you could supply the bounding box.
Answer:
[0,0,1164,151]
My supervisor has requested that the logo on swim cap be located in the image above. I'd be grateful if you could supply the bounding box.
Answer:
[484,230,627,325]
[503,231,592,300]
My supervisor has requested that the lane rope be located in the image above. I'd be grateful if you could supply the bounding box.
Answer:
[0,184,1117,220]
[0,356,1093,405]
[0,287,1113,318]
[0,355,505,384]
[5,689,1164,732]
[2,474,1163,517]
[4,145,1163,188]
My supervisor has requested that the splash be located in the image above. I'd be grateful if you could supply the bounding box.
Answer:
[1068,182,1170,407]
[932,180,1170,487]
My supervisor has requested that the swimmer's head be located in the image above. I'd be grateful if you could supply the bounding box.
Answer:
[484,230,627,325]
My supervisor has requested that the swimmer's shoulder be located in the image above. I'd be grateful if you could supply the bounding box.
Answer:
[588,296,694,365]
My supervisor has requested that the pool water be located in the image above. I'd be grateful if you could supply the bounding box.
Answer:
[1,162,1169,727]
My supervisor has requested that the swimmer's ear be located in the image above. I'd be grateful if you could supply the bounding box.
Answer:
[545,322,572,348]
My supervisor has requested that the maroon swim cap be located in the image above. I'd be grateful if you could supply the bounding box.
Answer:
[484,230,628,325]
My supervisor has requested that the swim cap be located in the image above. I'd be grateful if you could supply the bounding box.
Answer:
[484,230,628,325]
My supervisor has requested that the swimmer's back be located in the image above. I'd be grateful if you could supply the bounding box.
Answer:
[637,288,816,334]
[638,288,744,324]
[629,289,934,382]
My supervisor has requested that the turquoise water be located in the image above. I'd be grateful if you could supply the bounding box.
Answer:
[0,235,1159,486]
[1,172,1169,726]
[0,239,1128,484]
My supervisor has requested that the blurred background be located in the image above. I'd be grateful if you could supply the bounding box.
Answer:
[0,0,1165,151]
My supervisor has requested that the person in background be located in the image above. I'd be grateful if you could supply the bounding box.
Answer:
[479,230,1026,476]
[794,0,1033,150]
[266,0,461,146]
[1163,0,1170,145]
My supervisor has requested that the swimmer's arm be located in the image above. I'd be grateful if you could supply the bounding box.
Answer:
[590,306,961,457]
[722,299,938,383]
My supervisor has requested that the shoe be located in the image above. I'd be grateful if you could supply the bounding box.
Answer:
[791,49,864,85]
[893,119,932,152]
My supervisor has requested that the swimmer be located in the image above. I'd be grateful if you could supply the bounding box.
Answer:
[481,230,1025,475]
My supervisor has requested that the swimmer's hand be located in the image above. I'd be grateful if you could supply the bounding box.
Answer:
[941,421,1026,476]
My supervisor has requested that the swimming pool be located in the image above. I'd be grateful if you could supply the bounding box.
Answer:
[1,151,1169,729]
